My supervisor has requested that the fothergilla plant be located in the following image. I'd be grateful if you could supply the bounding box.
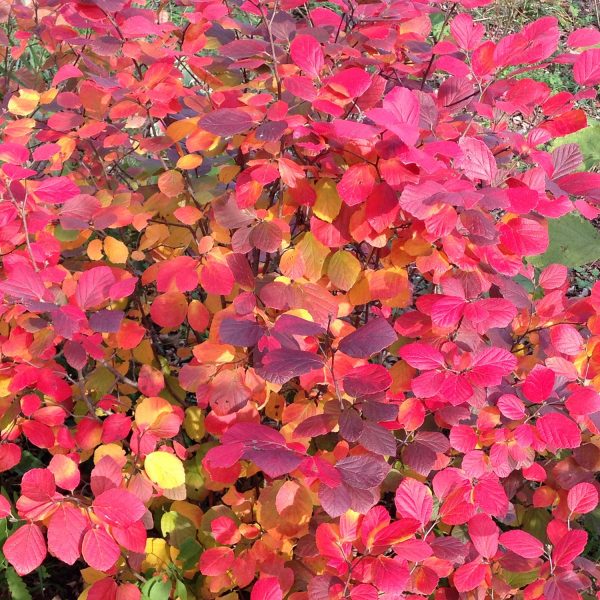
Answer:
[0,0,600,598]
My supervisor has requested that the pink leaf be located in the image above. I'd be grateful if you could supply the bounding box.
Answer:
[574,49,600,87]
[453,560,488,592]
[550,324,584,356]
[367,87,420,146]
[47,504,88,565]
[3,524,47,575]
[75,267,116,310]
[81,528,120,571]
[251,577,283,600]
[567,482,599,515]
[468,346,517,386]
[468,514,498,559]
[394,478,433,525]
[93,488,146,527]
[536,412,581,451]
[399,342,445,370]
[457,138,497,183]
[52,64,83,86]
[31,176,79,204]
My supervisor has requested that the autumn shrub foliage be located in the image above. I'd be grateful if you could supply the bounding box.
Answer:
[2,0,600,598]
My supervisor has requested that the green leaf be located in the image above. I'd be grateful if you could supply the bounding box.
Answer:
[177,538,202,571]
[142,575,172,600]
[549,122,600,170]
[529,213,600,269]
[175,579,188,600]
[5,566,33,600]
[502,568,540,589]
[160,511,195,548]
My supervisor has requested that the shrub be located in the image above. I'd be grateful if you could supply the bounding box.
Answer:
[0,0,600,599]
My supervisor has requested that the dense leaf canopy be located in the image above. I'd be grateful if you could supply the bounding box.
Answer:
[0,0,600,598]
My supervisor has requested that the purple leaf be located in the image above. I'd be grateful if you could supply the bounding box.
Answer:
[221,423,303,478]
[359,422,397,456]
[259,349,324,384]
[89,310,124,333]
[200,109,254,137]
[338,318,397,358]
[335,455,389,489]
[219,317,263,346]
[343,364,391,397]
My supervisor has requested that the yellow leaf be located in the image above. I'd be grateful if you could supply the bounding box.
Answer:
[8,89,40,116]
[94,443,126,465]
[184,406,205,442]
[313,179,342,223]
[328,250,361,290]
[142,538,171,571]
[176,154,203,170]
[296,232,328,281]
[104,236,129,264]
[87,239,104,261]
[145,451,185,489]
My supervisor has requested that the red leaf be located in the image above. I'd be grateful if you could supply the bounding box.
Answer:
[343,364,391,397]
[337,163,377,207]
[556,173,600,201]
[552,529,587,567]
[3,524,47,575]
[199,546,234,576]
[88,578,118,600]
[290,35,324,78]
[499,529,544,558]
